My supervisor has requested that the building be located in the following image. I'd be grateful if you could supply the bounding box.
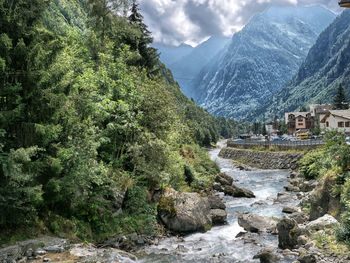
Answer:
[320,110,350,134]
[285,112,315,135]
[309,104,333,124]
[265,120,279,135]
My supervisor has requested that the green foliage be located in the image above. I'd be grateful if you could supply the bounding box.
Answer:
[0,0,223,242]
[336,178,350,244]
[0,147,43,227]
[299,149,324,179]
[333,83,349,110]
[158,196,177,218]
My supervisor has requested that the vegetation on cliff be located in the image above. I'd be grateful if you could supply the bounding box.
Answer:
[0,0,234,243]
[299,130,350,245]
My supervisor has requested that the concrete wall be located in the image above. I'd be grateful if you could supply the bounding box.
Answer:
[219,147,304,170]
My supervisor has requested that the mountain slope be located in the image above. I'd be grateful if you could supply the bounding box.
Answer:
[248,9,350,122]
[192,6,335,119]
[153,43,194,65]
[169,36,230,98]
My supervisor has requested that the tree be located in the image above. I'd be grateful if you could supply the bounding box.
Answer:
[87,0,131,42]
[333,83,349,110]
[128,1,158,69]
[299,106,307,112]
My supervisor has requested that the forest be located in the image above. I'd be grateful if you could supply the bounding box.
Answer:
[0,0,236,242]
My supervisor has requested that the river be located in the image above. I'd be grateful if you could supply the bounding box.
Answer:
[135,141,299,263]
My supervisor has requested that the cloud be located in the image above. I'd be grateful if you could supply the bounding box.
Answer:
[140,0,342,46]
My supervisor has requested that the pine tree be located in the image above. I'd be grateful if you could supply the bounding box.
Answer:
[333,84,349,110]
[128,1,158,69]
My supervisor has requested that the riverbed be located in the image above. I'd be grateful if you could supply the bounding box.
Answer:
[136,141,298,263]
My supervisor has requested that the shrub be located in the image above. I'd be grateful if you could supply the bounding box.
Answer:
[299,149,324,179]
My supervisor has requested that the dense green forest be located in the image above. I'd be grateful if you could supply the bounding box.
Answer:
[0,0,236,242]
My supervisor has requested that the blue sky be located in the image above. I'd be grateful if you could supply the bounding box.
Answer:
[140,0,342,46]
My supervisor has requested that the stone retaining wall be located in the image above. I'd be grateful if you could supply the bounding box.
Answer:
[219,147,304,170]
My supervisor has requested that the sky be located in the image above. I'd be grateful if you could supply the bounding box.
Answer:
[139,0,342,47]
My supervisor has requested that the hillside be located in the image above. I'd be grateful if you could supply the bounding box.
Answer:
[247,9,350,121]
[192,6,335,119]
[0,0,234,242]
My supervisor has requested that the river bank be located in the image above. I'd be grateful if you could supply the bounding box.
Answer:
[2,141,350,263]
[219,147,304,170]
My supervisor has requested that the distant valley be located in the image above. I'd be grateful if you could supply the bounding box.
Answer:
[156,6,337,121]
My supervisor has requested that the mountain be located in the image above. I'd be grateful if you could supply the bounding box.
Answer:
[247,9,350,122]
[191,6,335,119]
[154,36,230,98]
[169,36,230,98]
[153,43,194,65]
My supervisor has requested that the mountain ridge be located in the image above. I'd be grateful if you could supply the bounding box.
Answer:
[191,5,336,119]
[246,9,350,122]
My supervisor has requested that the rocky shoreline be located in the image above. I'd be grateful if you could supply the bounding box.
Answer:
[2,146,350,263]
[234,168,350,263]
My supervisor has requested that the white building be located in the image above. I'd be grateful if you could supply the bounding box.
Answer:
[320,110,350,134]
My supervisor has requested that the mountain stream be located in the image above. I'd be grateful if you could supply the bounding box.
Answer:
[136,141,299,263]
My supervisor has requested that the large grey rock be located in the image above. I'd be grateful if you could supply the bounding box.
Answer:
[212,182,224,192]
[253,247,281,263]
[208,195,226,210]
[0,237,68,263]
[277,218,300,249]
[224,185,255,198]
[210,209,227,225]
[298,254,317,263]
[309,174,341,221]
[238,213,278,234]
[158,189,212,233]
[288,211,309,224]
[284,184,300,192]
[305,214,338,231]
[282,206,300,214]
[299,180,317,192]
[215,173,233,186]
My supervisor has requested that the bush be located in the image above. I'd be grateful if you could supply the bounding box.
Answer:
[299,149,324,179]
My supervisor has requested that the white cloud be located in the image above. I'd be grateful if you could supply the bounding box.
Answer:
[140,0,341,46]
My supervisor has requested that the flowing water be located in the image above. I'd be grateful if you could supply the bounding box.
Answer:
[135,141,299,263]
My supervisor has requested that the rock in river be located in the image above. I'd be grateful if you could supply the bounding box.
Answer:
[237,213,278,234]
[158,188,212,233]
[253,247,281,263]
[224,184,255,198]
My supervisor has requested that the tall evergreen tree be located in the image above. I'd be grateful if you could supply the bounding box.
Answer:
[128,1,158,69]
[333,83,349,110]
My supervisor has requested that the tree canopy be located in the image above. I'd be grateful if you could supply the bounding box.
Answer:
[0,0,233,242]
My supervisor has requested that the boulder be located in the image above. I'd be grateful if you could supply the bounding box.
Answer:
[282,206,300,214]
[210,209,227,225]
[224,185,255,198]
[215,173,233,186]
[0,237,68,263]
[110,186,126,213]
[309,174,341,221]
[284,184,300,192]
[158,189,212,233]
[297,235,309,246]
[208,195,226,210]
[212,182,224,192]
[253,247,281,263]
[238,213,278,234]
[277,218,300,249]
[275,193,297,204]
[305,214,338,231]
[288,211,309,224]
[299,180,317,192]
[298,254,317,263]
